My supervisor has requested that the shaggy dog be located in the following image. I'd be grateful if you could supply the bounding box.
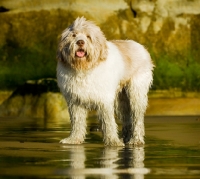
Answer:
[57,17,153,146]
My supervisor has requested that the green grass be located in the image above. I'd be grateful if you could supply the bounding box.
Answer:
[0,43,200,91]
[0,44,56,90]
[152,52,200,91]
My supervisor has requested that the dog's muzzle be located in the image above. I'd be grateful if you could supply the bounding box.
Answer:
[75,40,87,58]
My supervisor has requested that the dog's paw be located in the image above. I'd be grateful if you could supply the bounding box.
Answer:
[126,138,144,146]
[59,138,83,144]
[105,139,125,147]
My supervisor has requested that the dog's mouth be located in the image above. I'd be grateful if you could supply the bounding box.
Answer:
[75,49,87,58]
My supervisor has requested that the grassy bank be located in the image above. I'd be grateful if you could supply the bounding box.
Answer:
[0,44,56,89]
[0,45,200,91]
[152,52,200,91]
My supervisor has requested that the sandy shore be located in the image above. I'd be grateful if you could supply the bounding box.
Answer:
[0,91,12,104]
[146,90,200,116]
[146,98,200,116]
[0,90,200,116]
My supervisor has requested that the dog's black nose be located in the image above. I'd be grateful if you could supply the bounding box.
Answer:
[76,40,85,46]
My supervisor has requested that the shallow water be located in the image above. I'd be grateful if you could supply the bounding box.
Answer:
[0,116,200,179]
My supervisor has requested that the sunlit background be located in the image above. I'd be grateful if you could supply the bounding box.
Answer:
[0,0,200,116]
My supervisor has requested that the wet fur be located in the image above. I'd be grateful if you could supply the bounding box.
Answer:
[57,17,154,146]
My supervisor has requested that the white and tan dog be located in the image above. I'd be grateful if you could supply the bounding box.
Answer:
[57,17,153,146]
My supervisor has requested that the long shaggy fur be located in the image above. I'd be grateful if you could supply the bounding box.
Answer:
[57,17,154,146]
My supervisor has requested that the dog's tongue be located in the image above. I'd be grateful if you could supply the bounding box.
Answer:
[76,50,85,58]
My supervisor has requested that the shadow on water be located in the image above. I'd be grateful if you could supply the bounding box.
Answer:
[0,116,200,179]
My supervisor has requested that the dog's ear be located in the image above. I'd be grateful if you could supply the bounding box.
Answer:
[56,49,64,62]
[99,38,108,61]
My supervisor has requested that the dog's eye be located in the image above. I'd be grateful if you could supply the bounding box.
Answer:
[72,34,76,37]
[87,35,91,39]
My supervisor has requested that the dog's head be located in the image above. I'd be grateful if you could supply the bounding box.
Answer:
[57,17,108,70]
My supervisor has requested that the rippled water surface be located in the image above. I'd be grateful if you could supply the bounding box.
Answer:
[0,116,200,179]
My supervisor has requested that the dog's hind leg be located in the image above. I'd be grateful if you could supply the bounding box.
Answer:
[115,88,132,144]
[60,104,87,144]
[126,72,152,146]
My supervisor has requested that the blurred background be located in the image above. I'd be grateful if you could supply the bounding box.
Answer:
[1,0,200,90]
[0,0,200,117]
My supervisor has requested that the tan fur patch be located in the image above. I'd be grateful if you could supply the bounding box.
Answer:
[111,40,133,70]
[112,40,134,88]
[70,57,98,71]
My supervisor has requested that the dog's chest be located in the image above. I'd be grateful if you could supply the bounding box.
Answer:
[57,66,119,106]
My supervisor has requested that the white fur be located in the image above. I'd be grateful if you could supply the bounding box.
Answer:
[57,17,154,146]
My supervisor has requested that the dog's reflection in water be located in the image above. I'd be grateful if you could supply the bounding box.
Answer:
[60,145,148,179]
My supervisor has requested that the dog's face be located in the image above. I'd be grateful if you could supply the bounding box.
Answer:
[57,17,108,70]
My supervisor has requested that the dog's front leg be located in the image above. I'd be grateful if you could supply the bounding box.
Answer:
[60,104,87,144]
[98,106,124,146]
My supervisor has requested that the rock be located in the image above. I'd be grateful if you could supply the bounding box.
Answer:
[129,0,200,54]
[11,78,59,96]
[0,0,128,22]
[0,78,70,121]
[0,0,199,56]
